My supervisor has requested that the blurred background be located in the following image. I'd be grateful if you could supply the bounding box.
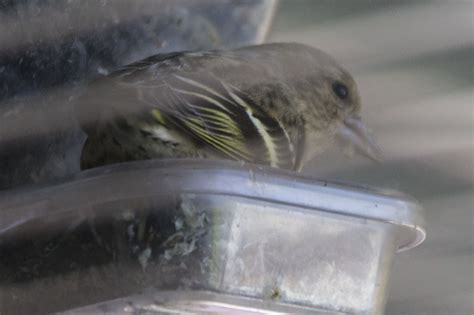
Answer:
[0,0,472,314]
[269,1,473,314]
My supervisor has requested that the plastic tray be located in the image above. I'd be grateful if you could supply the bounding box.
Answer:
[0,160,426,314]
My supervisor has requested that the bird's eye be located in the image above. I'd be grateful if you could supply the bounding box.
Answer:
[332,82,349,100]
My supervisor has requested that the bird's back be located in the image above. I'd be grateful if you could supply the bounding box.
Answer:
[76,46,304,170]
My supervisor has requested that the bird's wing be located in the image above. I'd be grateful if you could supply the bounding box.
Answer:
[110,53,296,169]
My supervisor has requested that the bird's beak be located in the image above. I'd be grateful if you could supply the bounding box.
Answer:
[336,114,383,162]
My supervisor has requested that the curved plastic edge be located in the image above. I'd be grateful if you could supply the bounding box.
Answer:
[60,289,345,315]
[0,159,426,251]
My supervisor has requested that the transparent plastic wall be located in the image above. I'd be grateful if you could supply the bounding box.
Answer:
[0,0,277,190]
[0,161,425,314]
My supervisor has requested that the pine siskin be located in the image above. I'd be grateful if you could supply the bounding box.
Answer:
[77,43,381,171]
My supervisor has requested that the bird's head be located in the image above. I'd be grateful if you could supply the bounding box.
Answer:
[273,43,382,162]
[317,61,382,162]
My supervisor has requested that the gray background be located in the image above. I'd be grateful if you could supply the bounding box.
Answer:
[269,1,473,314]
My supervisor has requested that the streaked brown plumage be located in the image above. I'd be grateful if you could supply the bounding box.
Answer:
[77,42,381,171]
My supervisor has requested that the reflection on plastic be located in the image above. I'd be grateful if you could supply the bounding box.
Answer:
[0,160,425,314]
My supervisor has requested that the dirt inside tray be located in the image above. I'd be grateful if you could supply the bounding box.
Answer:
[0,202,210,314]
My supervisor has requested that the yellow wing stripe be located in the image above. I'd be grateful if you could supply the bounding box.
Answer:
[185,118,250,156]
[151,109,166,125]
[184,119,251,159]
[196,109,243,136]
[180,105,242,137]
[225,88,279,167]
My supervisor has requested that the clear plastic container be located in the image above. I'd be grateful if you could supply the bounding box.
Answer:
[0,160,425,314]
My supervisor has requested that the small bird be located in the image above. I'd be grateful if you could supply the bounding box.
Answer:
[74,43,382,258]
[77,42,381,172]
